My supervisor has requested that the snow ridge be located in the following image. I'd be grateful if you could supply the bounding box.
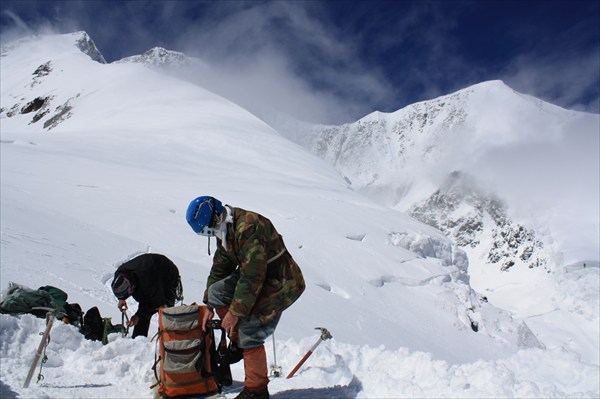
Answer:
[119,47,194,67]
[116,46,210,77]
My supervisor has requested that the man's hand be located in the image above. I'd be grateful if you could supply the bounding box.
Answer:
[202,307,215,332]
[221,311,239,339]
[128,315,139,327]
[118,299,128,311]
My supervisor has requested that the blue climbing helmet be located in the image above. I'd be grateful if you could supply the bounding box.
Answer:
[186,196,223,236]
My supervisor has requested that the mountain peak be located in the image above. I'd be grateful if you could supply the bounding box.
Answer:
[1,31,106,64]
[145,47,184,58]
[467,79,510,90]
[138,47,186,63]
[294,76,598,272]
[117,46,204,70]
[69,31,106,64]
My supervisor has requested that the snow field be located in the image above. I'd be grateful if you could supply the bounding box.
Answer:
[1,314,598,398]
[1,32,598,398]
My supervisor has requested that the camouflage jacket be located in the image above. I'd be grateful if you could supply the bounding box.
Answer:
[205,207,305,323]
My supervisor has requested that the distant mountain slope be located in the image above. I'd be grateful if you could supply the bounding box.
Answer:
[0,32,272,136]
[0,31,544,366]
[275,81,599,366]
[1,31,106,130]
[109,46,558,273]
[289,80,598,269]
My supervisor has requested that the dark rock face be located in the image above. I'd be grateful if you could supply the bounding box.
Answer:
[21,97,47,114]
[1,58,80,130]
[43,96,78,130]
[21,96,53,125]
[75,32,106,64]
[33,61,52,78]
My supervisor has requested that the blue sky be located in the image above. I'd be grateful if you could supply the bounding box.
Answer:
[1,0,598,124]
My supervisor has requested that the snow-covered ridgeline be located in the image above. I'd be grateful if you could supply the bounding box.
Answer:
[0,31,598,398]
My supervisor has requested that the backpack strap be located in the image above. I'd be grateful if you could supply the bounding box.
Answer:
[150,330,162,389]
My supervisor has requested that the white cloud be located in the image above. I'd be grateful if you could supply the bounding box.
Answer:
[169,1,396,124]
[1,1,597,123]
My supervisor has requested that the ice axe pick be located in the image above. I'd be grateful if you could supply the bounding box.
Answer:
[286,327,332,379]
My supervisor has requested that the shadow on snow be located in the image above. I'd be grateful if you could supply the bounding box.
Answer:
[272,376,362,399]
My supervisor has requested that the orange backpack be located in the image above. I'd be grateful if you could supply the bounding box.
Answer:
[152,304,223,398]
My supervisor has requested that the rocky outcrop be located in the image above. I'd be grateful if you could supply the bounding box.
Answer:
[410,171,548,271]
[73,31,106,64]
[116,47,209,78]
[0,58,79,130]
[0,32,104,131]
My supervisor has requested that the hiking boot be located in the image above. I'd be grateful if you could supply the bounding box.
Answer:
[233,388,269,399]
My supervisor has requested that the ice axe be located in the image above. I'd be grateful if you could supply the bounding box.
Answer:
[286,327,332,379]
[24,308,57,388]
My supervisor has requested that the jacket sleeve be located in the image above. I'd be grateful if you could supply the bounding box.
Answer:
[204,245,236,304]
[136,301,158,320]
[228,226,268,318]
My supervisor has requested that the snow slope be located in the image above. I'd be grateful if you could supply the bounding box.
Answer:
[278,76,600,378]
[295,80,599,265]
[1,32,598,398]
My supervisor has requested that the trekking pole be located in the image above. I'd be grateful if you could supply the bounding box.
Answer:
[286,327,332,379]
[24,308,57,388]
[270,333,282,378]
